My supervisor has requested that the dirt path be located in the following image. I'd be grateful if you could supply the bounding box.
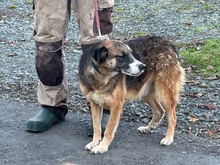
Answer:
[1,98,219,165]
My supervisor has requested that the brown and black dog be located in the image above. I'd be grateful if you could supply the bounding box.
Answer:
[78,36,185,154]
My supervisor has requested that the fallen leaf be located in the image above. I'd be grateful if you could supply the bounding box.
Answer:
[184,22,193,26]
[185,92,203,98]
[184,66,196,73]
[185,80,200,85]
[205,130,217,136]
[202,56,210,61]
[203,104,217,110]
[185,66,192,73]
[189,116,199,122]
[203,76,218,80]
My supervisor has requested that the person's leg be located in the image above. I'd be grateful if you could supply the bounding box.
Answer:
[72,0,114,136]
[26,0,71,132]
[72,0,114,51]
[93,0,114,38]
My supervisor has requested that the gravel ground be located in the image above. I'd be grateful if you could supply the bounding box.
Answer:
[0,0,219,141]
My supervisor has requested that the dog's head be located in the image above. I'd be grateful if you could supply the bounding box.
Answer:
[91,40,146,76]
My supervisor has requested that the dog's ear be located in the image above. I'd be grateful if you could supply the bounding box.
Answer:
[94,46,108,64]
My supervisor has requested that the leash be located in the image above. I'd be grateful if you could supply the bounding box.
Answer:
[93,0,102,39]
[92,0,103,74]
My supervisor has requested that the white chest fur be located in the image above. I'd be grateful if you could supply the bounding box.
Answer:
[87,91,112,107]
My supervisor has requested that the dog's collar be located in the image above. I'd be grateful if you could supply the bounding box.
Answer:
[91,61,103,75]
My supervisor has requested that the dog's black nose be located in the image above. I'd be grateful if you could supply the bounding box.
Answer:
[139,64,146,71]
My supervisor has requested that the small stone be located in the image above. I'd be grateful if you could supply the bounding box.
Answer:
[8,53,17,57]
[206,65,214,70]
[213,118,218,122]
[135,110,142,116]
[199,83,208,88]
[141,118,149,123]
[202,114,210,119]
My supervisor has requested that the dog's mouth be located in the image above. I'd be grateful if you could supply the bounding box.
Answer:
[121,68,145,76]
[121,63,146,76]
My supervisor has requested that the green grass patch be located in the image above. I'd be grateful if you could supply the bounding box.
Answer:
[135,31,148,37]
[8,5,17,9]
[202,4,214,11]
[180,39,220,75]
[182,4,193,10]
[193,25,213,33]
[114,6,126,14]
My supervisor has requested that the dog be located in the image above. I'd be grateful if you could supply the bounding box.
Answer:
[78,36,185,154]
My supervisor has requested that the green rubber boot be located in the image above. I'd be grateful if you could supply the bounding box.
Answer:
[87,112,109,136]
[25,107,64,133]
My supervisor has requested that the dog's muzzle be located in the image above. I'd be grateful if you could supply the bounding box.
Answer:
[122,61,146,76]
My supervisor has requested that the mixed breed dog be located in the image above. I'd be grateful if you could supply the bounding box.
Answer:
[78,36,185,154]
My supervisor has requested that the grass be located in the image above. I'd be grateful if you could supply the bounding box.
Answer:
[180,38,220,76]
[114,6,126,14]
[193,25,213,33]
[135,31,149,37]
[182,4,194,10]
[202,4,214,11]
[8,5,17,9]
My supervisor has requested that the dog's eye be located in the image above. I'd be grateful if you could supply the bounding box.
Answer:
[116,54,128,59]
[116,54,130,62]
[116,55,123,59]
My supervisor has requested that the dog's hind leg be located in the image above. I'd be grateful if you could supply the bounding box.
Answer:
[84,101,103,151]
[137,96,165,133]
[156,78,180,146]
[159,92,178,146]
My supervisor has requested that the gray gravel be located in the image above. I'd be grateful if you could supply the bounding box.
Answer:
[0,0,219,141]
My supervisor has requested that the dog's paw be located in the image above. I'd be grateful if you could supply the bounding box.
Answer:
[137,126,153,133]
[160,137,174,146]
[90,145,108,154]
[84,141,99,151]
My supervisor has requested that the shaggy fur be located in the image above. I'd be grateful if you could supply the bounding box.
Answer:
[78,36,185,154]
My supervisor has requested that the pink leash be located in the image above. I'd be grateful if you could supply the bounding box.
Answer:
[93,0,102,39]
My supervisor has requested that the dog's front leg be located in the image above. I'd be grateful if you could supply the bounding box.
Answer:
[90,103,123,154]
[84,101,103,151]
